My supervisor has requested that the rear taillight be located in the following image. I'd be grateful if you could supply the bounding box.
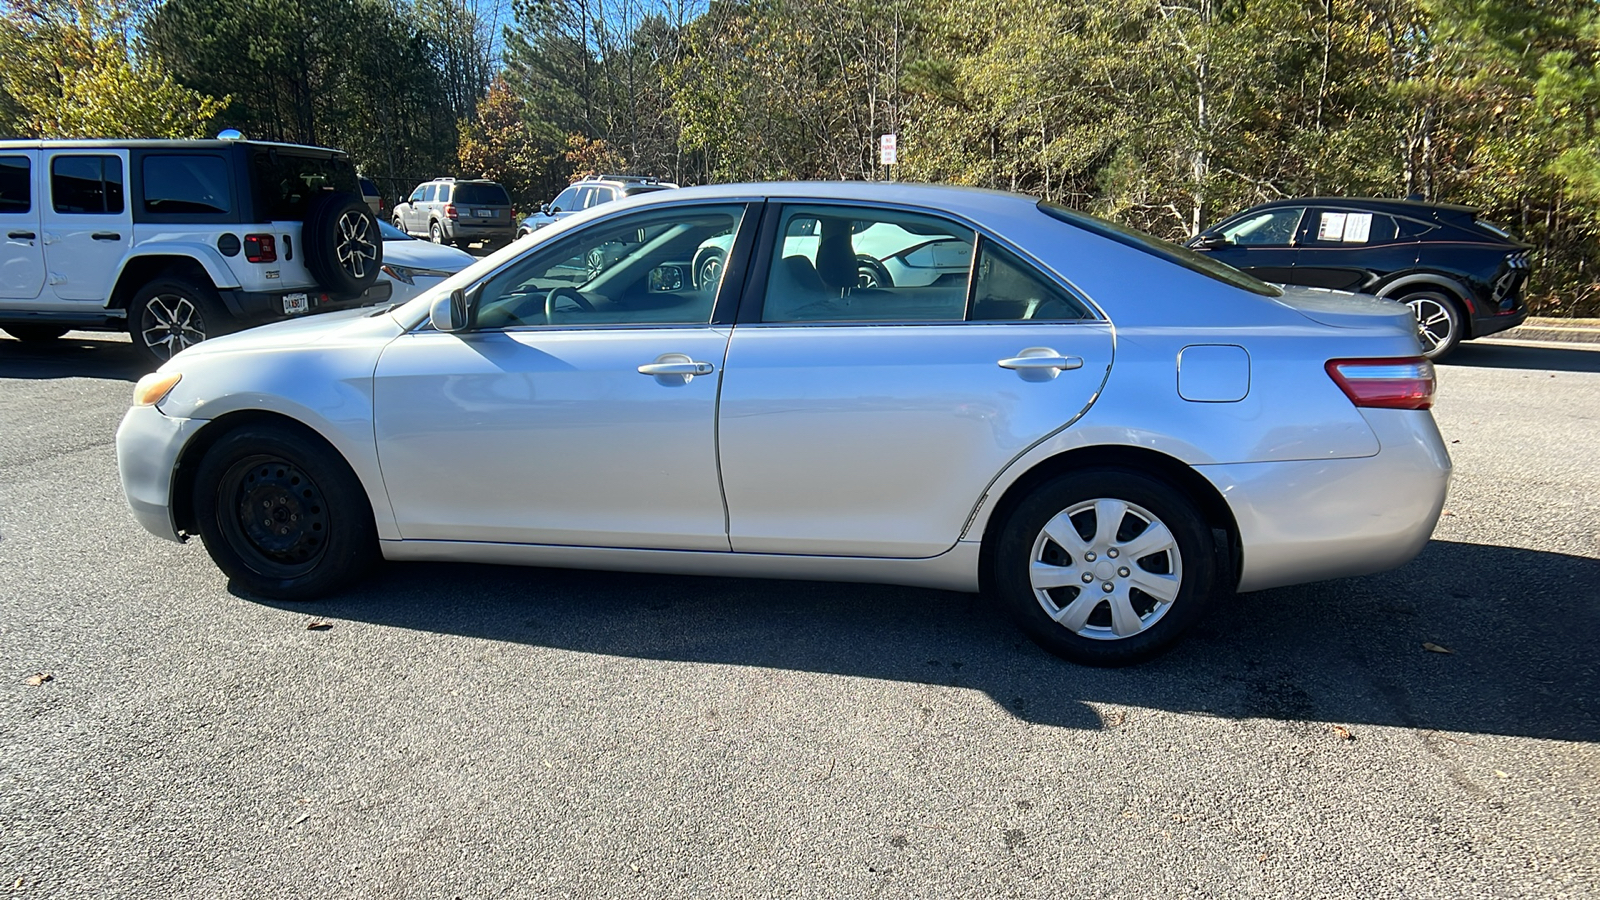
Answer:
[1326,357,1435,410]
[244,233,277,263]
[443,204,458,219]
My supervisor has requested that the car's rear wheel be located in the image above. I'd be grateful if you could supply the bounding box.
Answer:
[1403,290,1465,359]
[856,256,892,288]
[193,423,377,599]
[430,221,444,244]
[696,251,724,289]
[1,324,69,342]
[991,469,1217,666]
[130,277,231,366]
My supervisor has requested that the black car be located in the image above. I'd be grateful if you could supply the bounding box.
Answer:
[1189,198,1532,358]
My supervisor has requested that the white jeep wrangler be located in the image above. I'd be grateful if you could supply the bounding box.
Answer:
[0,139,388,365]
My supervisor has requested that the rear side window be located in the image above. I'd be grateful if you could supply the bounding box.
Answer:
[142,155,230,215]
[0,156,29,213]
[453,183,509,205]
[1308,210,1398,245]
[1038,201,1282,297]
[250,151,358,220]
[52,155,124,214]
[969,238,1094,321]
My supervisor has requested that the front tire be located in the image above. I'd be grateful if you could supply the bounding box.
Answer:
[1403,290,1465,359]
[1,324,69,342]
[192,423,378,599]
[130,277,231,366]
[990,469,1217,666]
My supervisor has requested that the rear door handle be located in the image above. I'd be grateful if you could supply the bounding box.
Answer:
[998,355,1082,371]
[92,232,122,241]
[7,230,35,240]
[638,361,715,376]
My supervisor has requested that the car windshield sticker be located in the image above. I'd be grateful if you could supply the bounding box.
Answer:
[1342,212,1373,242]
[1317,212,1347,241]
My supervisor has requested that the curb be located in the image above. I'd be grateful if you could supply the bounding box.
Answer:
[1482,317,1600,345]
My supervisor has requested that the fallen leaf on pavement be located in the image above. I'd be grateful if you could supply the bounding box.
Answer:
[1494,770,1509,779]
[1330,725,1354,741]
[306,620,332,631]
[25,672,52,686]
[291,813,310,827]
[1423,642,1454,654]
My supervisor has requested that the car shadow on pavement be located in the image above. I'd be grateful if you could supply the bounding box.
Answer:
[1447,341,1600,374]
[0,334,146,381]
[255,538,1599,741]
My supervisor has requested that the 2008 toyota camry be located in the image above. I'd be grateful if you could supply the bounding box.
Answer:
[116,183,1451,665]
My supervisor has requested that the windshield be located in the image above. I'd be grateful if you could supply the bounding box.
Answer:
[453,183,510,205]
[1037,201,1283,297]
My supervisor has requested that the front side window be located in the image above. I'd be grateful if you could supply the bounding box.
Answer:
[142,155,230,215]
[551,187,579,211]
[1219,208,1304,246]
[760,205,976,323]
[472,203,746,329]
[0,156,29,214]
[51,155,124,214]
[409,185,426,203]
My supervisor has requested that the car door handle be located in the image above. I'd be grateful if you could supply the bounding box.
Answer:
[638,361,715,376]
[92,232,122,241]
[7,230,35,240]
[998,354,1082,371]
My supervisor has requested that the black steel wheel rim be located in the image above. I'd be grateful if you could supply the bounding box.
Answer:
[218,454,330,577]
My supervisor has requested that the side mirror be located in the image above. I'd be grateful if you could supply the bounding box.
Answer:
[1192,234,1232,250]
[541,203,554,215]
[430,288,470,332]
[648,264,686,293]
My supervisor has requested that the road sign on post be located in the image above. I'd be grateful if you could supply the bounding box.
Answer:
[879,133,897,167]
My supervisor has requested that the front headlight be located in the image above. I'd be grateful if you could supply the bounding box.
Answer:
[381,264,455,285]
[133,372,181,407]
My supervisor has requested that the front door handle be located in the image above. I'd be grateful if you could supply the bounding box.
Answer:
[638,361,715,376]
[7,230,35,240]
[92,232,122,241]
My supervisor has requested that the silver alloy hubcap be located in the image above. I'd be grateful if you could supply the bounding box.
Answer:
[700,255,722,288]
[336,212,377,278]
[1028,498,1183,640]
[141,294,205,359]
[1408,297,1454,354]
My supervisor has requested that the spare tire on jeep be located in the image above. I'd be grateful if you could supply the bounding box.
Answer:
[302,192,382,296]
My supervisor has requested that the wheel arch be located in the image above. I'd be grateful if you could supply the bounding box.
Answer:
[171,409,377,539]
[974,444,1241,595]
[109,252,229,312]
[1376,273,1476,323]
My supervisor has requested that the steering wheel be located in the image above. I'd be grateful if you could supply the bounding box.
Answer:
[544,286,595,323]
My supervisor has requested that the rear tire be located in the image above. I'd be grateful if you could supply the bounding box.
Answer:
[130,277,232,366]
[303,191,381,296]
[1402,290,1465,360]
[990,469,1217,666]
[192,423,378,599]
[1,324,69,342]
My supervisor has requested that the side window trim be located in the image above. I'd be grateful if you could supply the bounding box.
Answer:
[49,153,125,215]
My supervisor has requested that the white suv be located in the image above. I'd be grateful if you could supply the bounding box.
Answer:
[0,139,389,365]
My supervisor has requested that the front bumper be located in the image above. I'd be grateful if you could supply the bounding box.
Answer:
[219,280,392,324]
[1199,408,1452,593]
[116,404,205,543]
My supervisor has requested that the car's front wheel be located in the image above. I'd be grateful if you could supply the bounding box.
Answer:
[1403,290,1465,359]
[130,277,231,366]
[192,423,378,599]
[991,469,1218,666]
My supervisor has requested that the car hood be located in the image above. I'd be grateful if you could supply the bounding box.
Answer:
[382,239,475,271]
[1271,285,1416,332]
[171,306,403,362]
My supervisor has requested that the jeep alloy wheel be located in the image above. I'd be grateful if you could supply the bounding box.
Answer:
[336,210,378,280]
[139,293,207,360]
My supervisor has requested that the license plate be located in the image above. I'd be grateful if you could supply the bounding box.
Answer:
[473,208,493,217]
[282,292,309,315]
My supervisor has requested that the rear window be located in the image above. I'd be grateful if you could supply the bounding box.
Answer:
[250,151,358,220]
[143,154,230,215]
[453,183,509,205]
[622,185,671,197]
[1038,201,1282,297]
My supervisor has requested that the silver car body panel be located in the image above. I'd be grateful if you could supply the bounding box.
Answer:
[116,181,1451,598]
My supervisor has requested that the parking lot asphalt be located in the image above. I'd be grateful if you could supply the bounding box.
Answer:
[1,332,1596,899]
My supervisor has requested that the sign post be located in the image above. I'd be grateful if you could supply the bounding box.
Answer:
[879,133,897,180]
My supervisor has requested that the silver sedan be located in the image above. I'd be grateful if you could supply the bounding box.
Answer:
[116,183,1450,665]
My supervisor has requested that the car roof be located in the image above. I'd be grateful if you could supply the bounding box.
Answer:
[0,138,347,156]
[1243,196,1480,219]
[620,181,1039,219]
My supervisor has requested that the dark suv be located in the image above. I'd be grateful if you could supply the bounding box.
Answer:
[1190,198,1532,358]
